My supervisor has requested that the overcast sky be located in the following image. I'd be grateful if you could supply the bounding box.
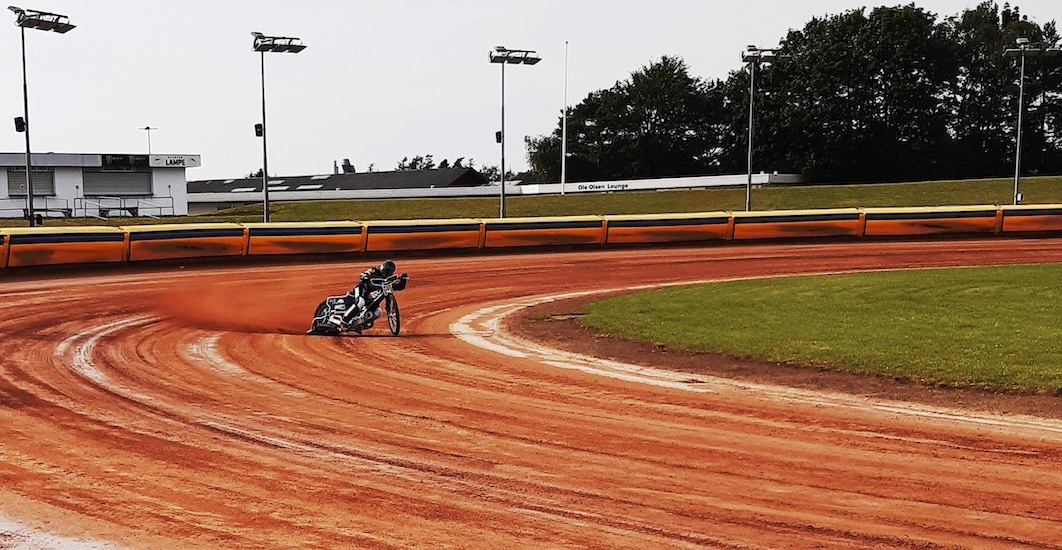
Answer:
[2,1,1058,181]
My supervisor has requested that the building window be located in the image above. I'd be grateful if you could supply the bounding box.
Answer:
[6,167,55,196]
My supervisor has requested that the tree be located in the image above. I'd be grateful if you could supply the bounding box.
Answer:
[771,5,957,183]
[523,3,1061,185]
[744,2,1060,183]
[247,168,263,178]
[994,10,1062,176]
[526,56,728,182]
[478,164,514,183]
[944,2,1018,178]
[395,155,477,171]
[396,155,436,171]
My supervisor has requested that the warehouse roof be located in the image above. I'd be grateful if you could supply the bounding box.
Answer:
[188,167,488,194]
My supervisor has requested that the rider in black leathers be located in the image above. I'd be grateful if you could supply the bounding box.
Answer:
[340,259,396,328]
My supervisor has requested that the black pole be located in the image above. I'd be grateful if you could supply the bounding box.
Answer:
[745,60,756,212]
[499,61,506,218]
[19,25,36,226]
[260,50,270,223]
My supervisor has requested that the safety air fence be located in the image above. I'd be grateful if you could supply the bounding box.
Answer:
[3,204,1062,270]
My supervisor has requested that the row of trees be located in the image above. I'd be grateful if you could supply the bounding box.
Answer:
[526,2,1062,184]
[395,155,513,182]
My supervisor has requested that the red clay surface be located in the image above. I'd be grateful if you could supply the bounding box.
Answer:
[2,238,1062,548]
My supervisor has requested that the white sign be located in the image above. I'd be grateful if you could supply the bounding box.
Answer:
[150,155,201,168]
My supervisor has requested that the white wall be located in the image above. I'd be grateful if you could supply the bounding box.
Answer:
[54,167,82,205]
[0,169,16,217]
[0,168,197,218]
[0,153,199,218]
[151,168,189,215]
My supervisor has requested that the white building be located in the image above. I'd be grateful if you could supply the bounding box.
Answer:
[0,152,199,220]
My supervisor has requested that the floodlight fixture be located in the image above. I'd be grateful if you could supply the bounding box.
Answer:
[489,46,541,66]
[8,6,74,33]
[252,31,306,54]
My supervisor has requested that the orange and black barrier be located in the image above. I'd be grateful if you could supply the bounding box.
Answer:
[3,203,1062,270]
[862,206,1000,237]
[246,222,365,256]
[483,216,606,248]
[732,209,864,240]
[126,224,247,262]
[605,213,731,244]
[364,219,483,252]
[2,227,126,268]
[1000,205,1062,234]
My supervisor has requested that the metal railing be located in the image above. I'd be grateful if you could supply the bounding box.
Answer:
[0,196,72,219]
[73,196,175,221]
[134,196,175,219]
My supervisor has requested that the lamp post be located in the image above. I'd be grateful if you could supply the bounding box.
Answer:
[8,6,75,227]
[1003,38,1061,205]
[140,126,157,155]
[488,45,541,218]
[251,31,306,223]
[740,45,789,212]
[561,40,568,196]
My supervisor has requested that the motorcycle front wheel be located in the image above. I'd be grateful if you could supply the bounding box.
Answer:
[385,295,401,336]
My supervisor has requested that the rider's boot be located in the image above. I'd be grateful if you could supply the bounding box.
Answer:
[340,307,359,330]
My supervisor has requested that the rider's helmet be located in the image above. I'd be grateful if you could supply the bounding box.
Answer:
[379,259,396,276]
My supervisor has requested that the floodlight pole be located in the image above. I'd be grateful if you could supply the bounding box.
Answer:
[140,126,156,155]
[1002,39,1062,205]
[259,49,270,222]
[9,6,75,227]
[741,45,789,212]
[489,46,540,218]
[17,23,34,225]
[745,55,756,212]
[500,58,507,217]
[251,31,306,223]
[1003,38,1035,206]
[1013,48,1027,206]
[561,40,568,195]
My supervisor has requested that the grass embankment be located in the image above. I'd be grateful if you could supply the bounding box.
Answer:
[204,175,1062,222]
[583,264,1062,393]
[5,175,1062,227]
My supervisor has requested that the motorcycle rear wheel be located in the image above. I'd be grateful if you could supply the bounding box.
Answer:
[308,299,341,336]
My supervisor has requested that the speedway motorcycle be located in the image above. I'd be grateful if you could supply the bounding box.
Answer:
[307,273,408,336]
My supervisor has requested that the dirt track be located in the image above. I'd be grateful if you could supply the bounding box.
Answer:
[2,238,1062,548]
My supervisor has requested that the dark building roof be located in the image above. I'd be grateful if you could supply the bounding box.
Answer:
[188,167,488,194]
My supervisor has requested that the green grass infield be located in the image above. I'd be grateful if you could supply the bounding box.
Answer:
[582,263,1062,394]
